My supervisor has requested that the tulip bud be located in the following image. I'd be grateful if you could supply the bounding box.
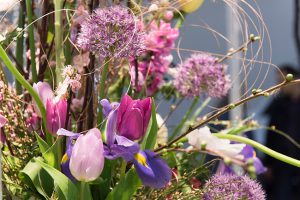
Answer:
[117,94,152,140]
[33,82,54,116]
[46,99,67,135]
[179,0,204,13]
[69,128,104,182]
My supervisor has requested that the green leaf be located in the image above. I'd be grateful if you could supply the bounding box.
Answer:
[20,157,78,200]
[105,169,141,200]
[141,98,158,150]
[20,157,54,199]
[35,133,61,168]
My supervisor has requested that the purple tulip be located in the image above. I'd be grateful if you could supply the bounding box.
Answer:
[46,99,68,135]
[117,94,152,140]
[69,128,104,182]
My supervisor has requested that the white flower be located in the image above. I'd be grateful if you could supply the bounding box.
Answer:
[187,126,245,157]
[0,0,19,12]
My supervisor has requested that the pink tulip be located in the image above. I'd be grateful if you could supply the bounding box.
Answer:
[46,99,67,135]
[33,82,54,117]
[69,128,104,182]
[117,94,152,140]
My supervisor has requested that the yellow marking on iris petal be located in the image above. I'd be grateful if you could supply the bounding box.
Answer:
[61,153,69,164]
[135,153,149,168]
[253,151,257,158]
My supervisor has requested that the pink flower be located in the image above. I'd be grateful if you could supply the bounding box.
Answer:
[69,128,104,182]
[117,94,152,140]
[0,114,7,144]
[33,82,54,116]
[46,99,68,135]
[145,20,179,55]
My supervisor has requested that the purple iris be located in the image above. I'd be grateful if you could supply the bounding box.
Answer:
[57,129,80,182]
[217,144,266,175]
[103,96,171,188]
[241,145,266,174]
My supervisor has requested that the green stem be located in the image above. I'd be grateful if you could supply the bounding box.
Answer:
[15,3,25,94]
[98,59,110,124]
[120,160,127,179]
[54,0,65,83]
[190,97,211,122]
[0,45,52,144]
[169,97,199,141]
[80,182,86,200]
[25,0,37,83]
[213,133,300,168]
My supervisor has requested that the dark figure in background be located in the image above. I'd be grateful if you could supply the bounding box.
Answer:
[263,65,300,200]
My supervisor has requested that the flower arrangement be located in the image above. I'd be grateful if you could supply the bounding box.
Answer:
[1,0,300,199]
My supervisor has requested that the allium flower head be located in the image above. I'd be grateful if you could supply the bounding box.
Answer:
[203,174,265,200]
[77,6,145,58]
[174,53,231,98]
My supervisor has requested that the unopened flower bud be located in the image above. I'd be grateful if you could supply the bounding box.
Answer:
[286,73,294,82]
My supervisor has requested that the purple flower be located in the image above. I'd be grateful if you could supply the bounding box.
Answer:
[58,129,80,182]
[103,100,171,188]
[46,99,67,135]
[65,128,104,182]
[241,145,266,175]
[133,150,172,188]
[100,99,119,119]
[117,94,152,140]
[203,174,266,200]
[77,6,145,58]
[173,53,231,98]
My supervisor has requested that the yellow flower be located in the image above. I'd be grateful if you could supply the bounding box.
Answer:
[179,0,204,13]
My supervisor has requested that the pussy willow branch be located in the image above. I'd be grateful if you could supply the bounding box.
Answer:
[155,79,300,152]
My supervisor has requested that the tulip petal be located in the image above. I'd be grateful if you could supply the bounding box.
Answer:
[117,94,132,130]
[70,128,104,182]
[119,108,144,140]
[133,150,171,188]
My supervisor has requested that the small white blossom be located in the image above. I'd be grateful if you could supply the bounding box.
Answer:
[187,126,245,157]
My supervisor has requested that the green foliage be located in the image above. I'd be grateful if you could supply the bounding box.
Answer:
[20,157,78,200]
[141,97,158,150]
[106,169,141,200]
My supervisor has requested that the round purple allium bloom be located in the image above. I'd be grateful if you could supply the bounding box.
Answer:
[77,6,145,58]
[173,53,231,98]
[203,174,266,200]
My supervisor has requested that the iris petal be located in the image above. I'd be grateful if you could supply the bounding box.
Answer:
[133,150,171,188]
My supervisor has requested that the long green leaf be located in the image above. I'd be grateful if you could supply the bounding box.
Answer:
[141,98,158,150]
[105,169,141,200]
[21,157,78,199]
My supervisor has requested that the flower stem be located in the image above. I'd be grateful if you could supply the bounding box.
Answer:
[120,160,127,179]
[15,2,25,94]
[98,59,110,124]
[80,181,86,200]
[169,97,199,141]
[213,133,300,168]
[54,0,65,83]
[25,0,37,83]
[0,45,52,144]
